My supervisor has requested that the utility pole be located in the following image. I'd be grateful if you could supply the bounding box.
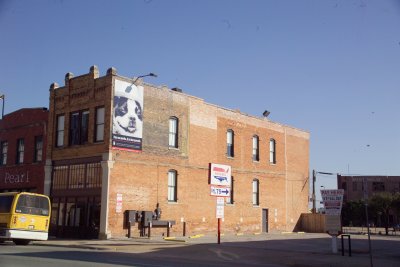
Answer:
[0,94,4,119]
[312,170,316,213]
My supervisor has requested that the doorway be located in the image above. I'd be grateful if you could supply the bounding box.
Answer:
[262,209,269,233]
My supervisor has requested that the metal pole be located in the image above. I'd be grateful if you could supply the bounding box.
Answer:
[217,218,221,244]
[365,202,373,267]
[312,170,316,213]
[1,95,4,119]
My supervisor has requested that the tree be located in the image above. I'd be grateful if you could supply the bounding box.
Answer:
[369,192,397,235]
[341,200,365,226]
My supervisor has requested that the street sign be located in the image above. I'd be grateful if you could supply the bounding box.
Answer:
[216,197,224,218]
[210,185,231,197]
[210,163,231,186]
[321,189,344,216]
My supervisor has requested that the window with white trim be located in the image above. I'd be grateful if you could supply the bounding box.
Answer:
[252,135,259,161]
[95,107,105,142]
[168,170,177,202]
[227,129,234,157]
[252,179,259,206]
[16,138,24,164]
[169,117,178,148]
[269,139,276,164]
[34,136,43,162]
[56,115,65,147]
[0,141,8,165]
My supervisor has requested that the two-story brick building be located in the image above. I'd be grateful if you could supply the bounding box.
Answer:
[0,108,48,193]
[45,66,310,239]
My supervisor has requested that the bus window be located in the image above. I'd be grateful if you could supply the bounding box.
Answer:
[0,195,14,213]
[15,194,50,216]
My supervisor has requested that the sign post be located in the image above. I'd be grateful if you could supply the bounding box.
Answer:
[321,189,344,254]
[210,163,231,245]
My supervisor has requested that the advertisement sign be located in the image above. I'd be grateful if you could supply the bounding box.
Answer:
[321,189,344,216]
[112,79,144,151]
[210,163,231,186]
[210,185,231,197]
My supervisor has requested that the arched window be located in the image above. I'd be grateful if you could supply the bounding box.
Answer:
[169,117,179,148]
[269,139,276,164]
[252,179,259,206]
[252,135,259,161]
[168,170,178,202]
[227,129,234,157]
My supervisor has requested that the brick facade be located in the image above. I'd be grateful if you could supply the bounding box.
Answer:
[46,66,310,239]
[0,108,48,193]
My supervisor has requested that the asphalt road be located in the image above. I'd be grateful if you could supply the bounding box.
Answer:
[1,233,399,267]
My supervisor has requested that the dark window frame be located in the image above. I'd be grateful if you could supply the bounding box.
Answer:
[252,135,260,161]
[34,135,43,162]
[69,110,89,146]
[56,114,65,147]
[16,138,24,164]
[227,129,234,158]
[95,106,105,142]
[0,141,8,166]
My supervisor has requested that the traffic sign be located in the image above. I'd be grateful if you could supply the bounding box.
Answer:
[216,197,224,218]
[210,185,231,197]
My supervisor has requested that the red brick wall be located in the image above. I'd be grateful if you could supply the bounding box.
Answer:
[0,108,48,193]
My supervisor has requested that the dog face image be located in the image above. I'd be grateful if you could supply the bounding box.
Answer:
[113,96,143,138]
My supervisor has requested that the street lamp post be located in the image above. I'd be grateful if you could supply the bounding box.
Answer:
[133,73,157,83]
[0,94,4,119]
[312,170,335,213]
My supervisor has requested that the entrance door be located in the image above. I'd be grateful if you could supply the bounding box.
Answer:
[262,209,269,233]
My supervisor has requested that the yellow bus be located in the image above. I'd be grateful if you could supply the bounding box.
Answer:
[0,192,51,245]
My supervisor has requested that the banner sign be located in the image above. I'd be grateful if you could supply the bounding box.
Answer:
[210,163,231,186]
[112,79,144,151]
[321,189,345,216]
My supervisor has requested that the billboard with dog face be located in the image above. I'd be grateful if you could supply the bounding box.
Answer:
[112,79,144,151]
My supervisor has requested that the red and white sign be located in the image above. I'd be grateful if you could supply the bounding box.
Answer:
[210,163,231,186]
[321,189,344,216]
[116,193,123,213]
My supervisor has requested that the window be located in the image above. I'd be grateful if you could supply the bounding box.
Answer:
[227,177,234,204]
[168,170,177,202]
[252,135,259,161]
[169,117,178,148]
[269,139,276,164]
[0,141,7,165]
[69,110,89,145]
[372,182,385,192]
[16,139,24,164]
[227,130,234,157]
[34,136,43,162]
[56,115,65,147]
[95,107,105,142]
[252,179,259,206]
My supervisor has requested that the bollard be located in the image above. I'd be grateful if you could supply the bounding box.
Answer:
[148,222,152,239]
[183,221,186,237]
[341,234,352,257]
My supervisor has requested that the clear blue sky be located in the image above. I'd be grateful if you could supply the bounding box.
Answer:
[1,0,400,204]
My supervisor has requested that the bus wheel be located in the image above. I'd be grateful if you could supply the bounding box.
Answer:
[13,239,31,245]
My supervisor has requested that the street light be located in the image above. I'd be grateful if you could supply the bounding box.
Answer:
[312,170,335,214]
[0,94,4,119]
[133,73,158,83]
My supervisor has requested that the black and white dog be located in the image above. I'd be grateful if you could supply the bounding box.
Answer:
[113,85,143,138]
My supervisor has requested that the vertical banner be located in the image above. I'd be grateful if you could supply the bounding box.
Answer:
[116,193,123,213]
[112,79,144,151]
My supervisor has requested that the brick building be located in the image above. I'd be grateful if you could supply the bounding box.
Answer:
[338,175,400,202]
[0,108,48,193]
[45,66,310,239]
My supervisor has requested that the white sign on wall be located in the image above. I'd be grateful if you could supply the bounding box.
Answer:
[116,193,123,213]
[210,163,231,186]
[210,185,231,197]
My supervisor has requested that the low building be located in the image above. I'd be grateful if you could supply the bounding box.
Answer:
[0,108,48,193]
[45,66,310,239]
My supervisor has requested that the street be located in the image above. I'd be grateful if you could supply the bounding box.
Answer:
[0,233,399,267]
